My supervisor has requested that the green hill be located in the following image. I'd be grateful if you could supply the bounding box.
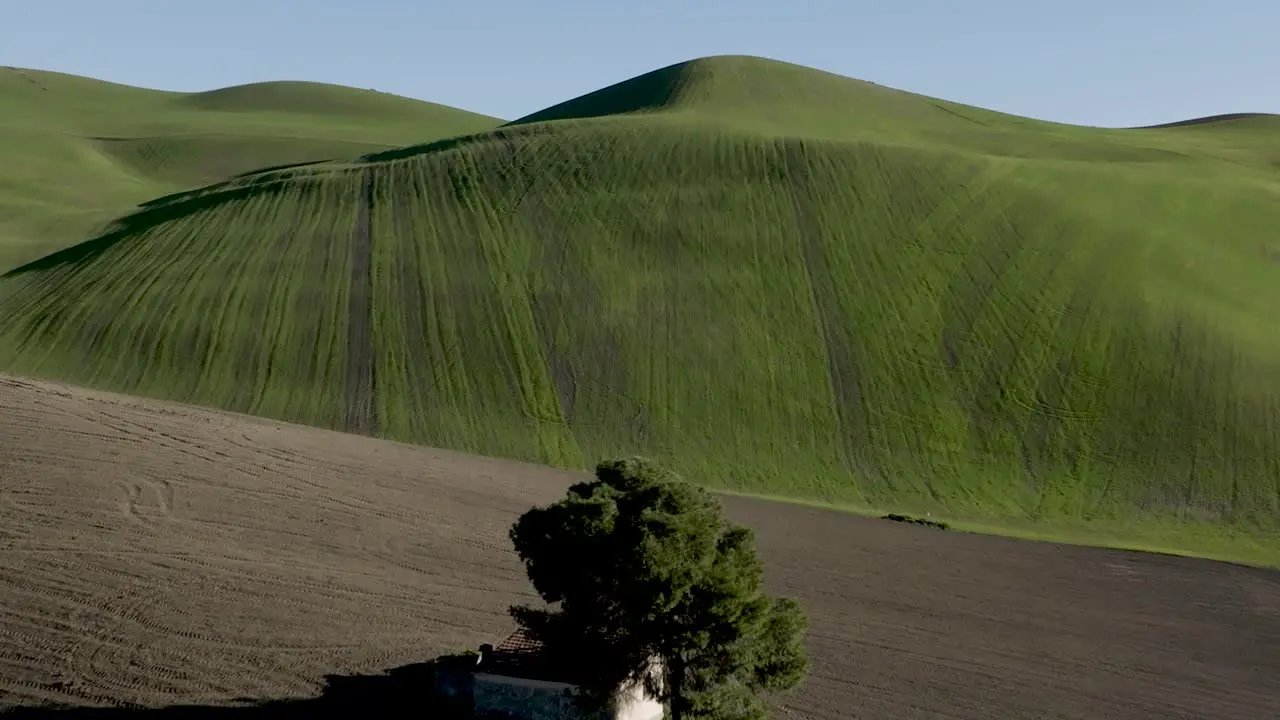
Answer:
[0,66,503,271]
[2,55,1278,561]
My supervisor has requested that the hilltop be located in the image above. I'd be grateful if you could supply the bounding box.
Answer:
[0,66,502,270]
[512,56,1280,156]
[1,55,1278,559]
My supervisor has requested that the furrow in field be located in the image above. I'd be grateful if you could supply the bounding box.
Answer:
[783,141,873,486]
[342,168,377,435]
[2,376,1278,717]
[1,88,1278,536]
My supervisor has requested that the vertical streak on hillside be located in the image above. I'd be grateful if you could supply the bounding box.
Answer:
[461,142,584,468]
[510,134,642,450]
[783,143,872,481]
[382,164,431,442]
[499,135,577,424]
[343,168,377,435]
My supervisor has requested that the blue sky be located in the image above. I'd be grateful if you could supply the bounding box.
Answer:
[4,0,1275,127]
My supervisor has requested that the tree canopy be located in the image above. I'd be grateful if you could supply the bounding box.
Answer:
[508,457,809,719]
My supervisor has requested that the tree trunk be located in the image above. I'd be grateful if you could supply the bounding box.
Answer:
[668,654,686,720]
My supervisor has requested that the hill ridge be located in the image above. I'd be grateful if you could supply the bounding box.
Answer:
[508,54,956,133]
[178,80,498,120]
[9,60,1276,131]
[0,65,504,271]
[1,55,1278,557]
[4,66,504,121]
[1138,112,1280,129]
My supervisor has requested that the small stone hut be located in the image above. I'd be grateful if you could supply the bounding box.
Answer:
[470,628,664,720]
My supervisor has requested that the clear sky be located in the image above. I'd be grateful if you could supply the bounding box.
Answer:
[3,0,1275,127]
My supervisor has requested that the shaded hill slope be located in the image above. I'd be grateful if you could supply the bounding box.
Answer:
[0,66,503,271]
[2,56,1278,547]
[511,55,1025,143]
[1139,112,1280,129]
[512,56,1280,166]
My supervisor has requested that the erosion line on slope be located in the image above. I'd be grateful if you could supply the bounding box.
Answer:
[783,143,874,489]
[343,168,378,435]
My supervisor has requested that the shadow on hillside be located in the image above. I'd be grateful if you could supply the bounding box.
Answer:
[1,179,293,279]
[505,61,686,126]
[1,131,516,281]
[3,653,478,719]
[227,158,337,180]
[355,126,538,164]
[1137,112,1277,129]
[357,121,575,165]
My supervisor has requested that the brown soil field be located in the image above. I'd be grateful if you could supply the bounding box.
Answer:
[0,375,1277,719]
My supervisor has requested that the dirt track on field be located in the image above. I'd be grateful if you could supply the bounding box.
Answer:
[342,168,377,436]
[0,375,1277,719]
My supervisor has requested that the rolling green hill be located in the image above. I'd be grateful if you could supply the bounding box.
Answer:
[0,66,503,271]
[2,55,1278,561]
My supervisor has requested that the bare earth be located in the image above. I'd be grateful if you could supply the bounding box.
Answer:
[0,375,1277,719]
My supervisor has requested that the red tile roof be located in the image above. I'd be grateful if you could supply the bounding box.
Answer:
[478,627,569,683]
[493,627,544,655]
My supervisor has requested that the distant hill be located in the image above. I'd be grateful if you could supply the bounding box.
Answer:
[2,55,1278,558]
[1137,112,1280,129]
[177,79,481,121]
[0,66,502,271]
[511,55,1024,142]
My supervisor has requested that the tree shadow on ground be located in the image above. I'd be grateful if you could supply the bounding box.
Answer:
[4,653,479,719]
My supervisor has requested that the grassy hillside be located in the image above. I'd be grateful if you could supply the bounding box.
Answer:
[2,55,1278,558]
[0,66,502,271]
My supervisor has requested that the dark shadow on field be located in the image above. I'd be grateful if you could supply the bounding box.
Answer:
[1136,112,1277,129]
[504,60,686,126]
[355,123,558,165]
[357,132,489,163]
[357,117,600,166]
[0,129,523,280]
[2,149,374,280]
[227,158,337,179]
[3,119,558,279]
[1,179,293,279]
[3,653,479,719]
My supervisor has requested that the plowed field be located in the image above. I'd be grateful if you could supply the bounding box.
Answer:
[1,376,1276,719]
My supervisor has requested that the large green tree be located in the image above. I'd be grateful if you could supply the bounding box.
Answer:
[508,457,809,719]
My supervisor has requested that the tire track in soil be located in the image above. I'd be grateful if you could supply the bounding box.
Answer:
[2,375,1279,718]
[0,374,538,711]
[343,169,377,436]
[1020,240,1113,489]
[963,213,1076,487]
[510,135,637,437]
[783,142,873,481]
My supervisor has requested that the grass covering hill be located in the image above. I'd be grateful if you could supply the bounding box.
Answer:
[2,55,1278,562]
[0,66,502,271]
